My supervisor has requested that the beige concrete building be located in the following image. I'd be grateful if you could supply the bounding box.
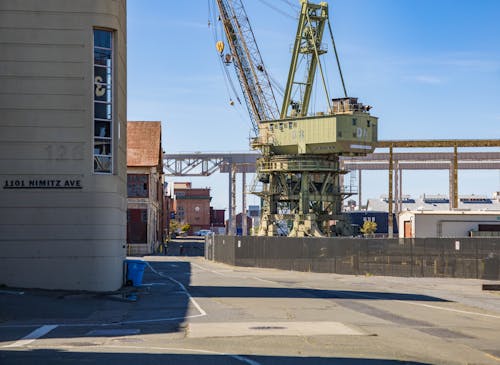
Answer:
[127,122,164,255]
[0,1,127,291]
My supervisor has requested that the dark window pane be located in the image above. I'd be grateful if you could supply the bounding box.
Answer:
[94,66,112,85]
[127,174,149,198]
[94,138,111,156]
[94,29,111,49]
[94,102,112,119]
[94,82,111,102]
[94,155,112,173]
[94,48,111,66]
[95,121,111,138]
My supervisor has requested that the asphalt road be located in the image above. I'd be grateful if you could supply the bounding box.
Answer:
[1,240,500,364]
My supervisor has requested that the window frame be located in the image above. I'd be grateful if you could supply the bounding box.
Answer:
[93,28,114,175]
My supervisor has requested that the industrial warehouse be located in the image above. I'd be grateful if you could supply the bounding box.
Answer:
[0,1,499,364]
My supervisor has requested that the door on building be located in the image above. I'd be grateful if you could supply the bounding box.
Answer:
[404,220,413,238]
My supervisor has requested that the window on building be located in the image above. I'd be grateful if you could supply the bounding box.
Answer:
[127,174,149,197]
[93,29,113,174]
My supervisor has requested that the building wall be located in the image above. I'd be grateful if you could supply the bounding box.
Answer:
[0,0,127,291]
[127,166,162,255]
[346,211,398,235]
[399,211,500,238]
[174,187,211,233]
[210,208,226,234]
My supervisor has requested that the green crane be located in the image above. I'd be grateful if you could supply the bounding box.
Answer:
[281,1,329,119]
[215,0,378,237]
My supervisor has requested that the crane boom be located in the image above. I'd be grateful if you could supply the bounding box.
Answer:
[281,0,329,119]
[216,0,279,134]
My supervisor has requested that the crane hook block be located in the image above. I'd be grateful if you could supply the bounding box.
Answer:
[216,41,224,54]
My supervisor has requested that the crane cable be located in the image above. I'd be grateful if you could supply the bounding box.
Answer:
[208,0,242,106]
[326,18,348,98]
[255,0,297,20]
[278,0,300,13]
[208,0,257,134]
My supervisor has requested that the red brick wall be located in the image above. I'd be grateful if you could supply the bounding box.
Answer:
[174,187,211,234]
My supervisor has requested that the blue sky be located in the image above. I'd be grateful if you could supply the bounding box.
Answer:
[127,0,500,211]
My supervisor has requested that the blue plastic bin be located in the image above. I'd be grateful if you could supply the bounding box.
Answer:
[125,259,146,286]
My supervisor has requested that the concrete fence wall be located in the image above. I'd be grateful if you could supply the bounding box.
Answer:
[205,236,500,280]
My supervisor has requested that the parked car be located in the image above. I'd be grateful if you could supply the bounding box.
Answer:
[194,229,213,236]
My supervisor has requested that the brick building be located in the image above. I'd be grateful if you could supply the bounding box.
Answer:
[172,182,211,234]
[127,121,164,255]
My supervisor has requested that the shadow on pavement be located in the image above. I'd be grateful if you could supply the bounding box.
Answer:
[0,256,447,348]
[0,260,193,342]
[0,349,432,365]
[188,285,450,302]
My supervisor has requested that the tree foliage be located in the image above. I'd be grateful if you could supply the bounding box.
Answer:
[169,220,179,232]
[360,220,377,236]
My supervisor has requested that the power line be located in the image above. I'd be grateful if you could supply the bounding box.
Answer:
[255,0,297,20]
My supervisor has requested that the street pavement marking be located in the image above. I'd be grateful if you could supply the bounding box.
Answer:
[167,276,207,316]
[146,262,207,317]
[484,352,500,362]
[0,290,24,295]
[397,301,500,320]
[182,259,228,276]
[78,344,262,365]
[251,276,277,284]
[333,290,500,320]
[3,324,58,348]
[187,321,366,338]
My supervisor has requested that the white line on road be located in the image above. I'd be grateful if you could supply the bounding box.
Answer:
[146,262,207,317]
[3,325,58,348]
[334,290,500,320]
[396,300,500,320]
[251,275,500,321]
[251,276,277,284]
[167,276,207,316]
[176,258,228,276]
[95,344,262,365]
[0,290,24,295]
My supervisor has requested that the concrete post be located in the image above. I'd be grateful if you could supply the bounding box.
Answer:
[394,161,399,215]
[242,171,247,236]
[388,146,394,238]
[399,167,403,212]
[453,145,458,209]
[231,163,237,235]
[228,163,233,235]
[358,169,362,209]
